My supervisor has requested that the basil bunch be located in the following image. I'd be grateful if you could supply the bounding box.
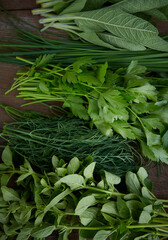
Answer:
[0,146,168,240]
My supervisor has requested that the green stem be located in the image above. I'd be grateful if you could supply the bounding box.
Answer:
[83,186,125,197]
[16,57,34,65]
[153,211,168,218]
[127,106,145,129]
[0,170,43,178]
[58,225,112,230]
[128,224,168,229]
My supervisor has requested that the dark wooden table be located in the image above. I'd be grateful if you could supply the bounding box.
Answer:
[0,1,168,239]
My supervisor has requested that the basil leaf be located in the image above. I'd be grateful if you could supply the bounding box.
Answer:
[60,174,85,190]
[126,171,141,196]
[67,157,80,174]
[31,224,56,238]
[84,162,96,180]
[2,146,13,166]
[1,186,20,202]
[93,230,112,240]
[75,195,97,215]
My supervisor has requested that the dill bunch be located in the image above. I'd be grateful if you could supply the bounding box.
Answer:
[0,106,142,176]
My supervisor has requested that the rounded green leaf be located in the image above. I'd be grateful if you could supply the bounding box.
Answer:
[1,186,20,202]
[2,146,13,166]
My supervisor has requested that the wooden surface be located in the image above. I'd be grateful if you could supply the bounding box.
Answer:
[0,1,168,239]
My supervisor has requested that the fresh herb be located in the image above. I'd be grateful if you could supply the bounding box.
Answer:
[1,145,168,240]
[0,105,141,175]
[1,10,168,72]
[33,0,168,52]
[6,57,168,164]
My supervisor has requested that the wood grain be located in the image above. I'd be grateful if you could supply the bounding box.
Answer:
[0,0,39,10]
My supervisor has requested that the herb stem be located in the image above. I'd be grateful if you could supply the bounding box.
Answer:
[153,211,168,218]
[128,224,168,229]
[58,225,112,230]
[83,186,125,197]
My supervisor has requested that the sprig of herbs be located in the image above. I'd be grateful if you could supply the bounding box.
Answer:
[33,0,168,52]
[0,105,141,175]
[6,57,168,164]
[0,145,168,240]
[1,10,168,72]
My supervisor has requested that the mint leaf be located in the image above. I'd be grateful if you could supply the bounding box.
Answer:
[139,210,151,224]
[93,230,111,240]
[31,224,56,238]
[75,195,97,215]
[1,186,20,202]
[2,146,13,166]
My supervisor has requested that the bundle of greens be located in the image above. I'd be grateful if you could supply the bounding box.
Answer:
[33,0,168,52]
[1,146,168,240]
[6,57,168,164]
[1,10,168,72]
[0,105,141,175]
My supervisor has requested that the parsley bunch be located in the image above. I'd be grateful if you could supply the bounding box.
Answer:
[7,57,168,163]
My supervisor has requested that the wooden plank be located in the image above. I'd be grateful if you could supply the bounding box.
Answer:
[0,0,39,10]
[0,10,66,39]
[148,165,168,199]
[0,10,41,37]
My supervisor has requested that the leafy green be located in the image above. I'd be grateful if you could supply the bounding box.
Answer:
[33,0,168,52]
[1,146,168,240]
[6,58,168,163]
[1,10,168,73]
[0,106,141,176]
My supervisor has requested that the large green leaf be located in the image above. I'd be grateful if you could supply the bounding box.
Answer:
[77,31,119,50]
[110,0,168,13]
[42,8,158,46]
[1,186,20,202]
[60,0,87,15]
[75,9,158,43]
[31,224,56,238]
[93,230,112,240]
[44,188,71,213]
[75,195,97,215]
[84,0,108,10]
[60,174,85,190]
[144,9,168,21]
[98,33,146,51]
[142,36,168,52]
[2,145,13,166]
